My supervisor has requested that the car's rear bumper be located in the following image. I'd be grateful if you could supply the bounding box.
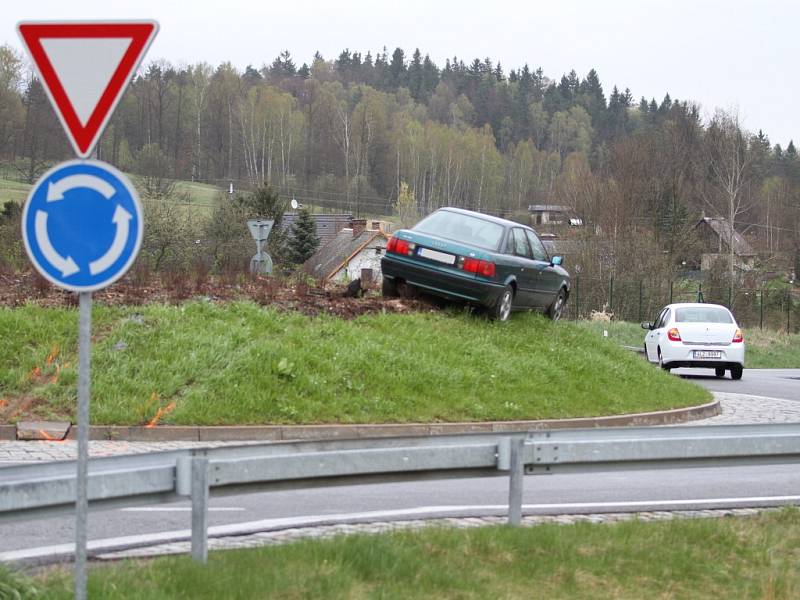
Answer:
[661,342,745,368]
[665,360,743,370]
[382,255,504,306]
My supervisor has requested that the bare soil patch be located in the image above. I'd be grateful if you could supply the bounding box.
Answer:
[0,268,435,319]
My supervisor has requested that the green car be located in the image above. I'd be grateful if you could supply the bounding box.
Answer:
[381,207,570,321]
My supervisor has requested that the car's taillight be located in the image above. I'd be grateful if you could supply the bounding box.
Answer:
[732,328,744,343]
[462,258,495,277]
[386,236,415,256]
[667,328,682,342]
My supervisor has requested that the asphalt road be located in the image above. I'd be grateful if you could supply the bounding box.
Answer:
[676,368,800,401]
[3,463,800,559]
[2,369,798,562]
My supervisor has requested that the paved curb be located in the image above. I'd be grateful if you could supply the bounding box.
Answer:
[1,399,721,442]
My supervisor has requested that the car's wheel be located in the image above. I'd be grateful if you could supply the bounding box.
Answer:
[547,288,567,321]
[658,348,671,372]
[715,367,726,378]
[489,285,514,322]
[382,277,398,298]
[396,281,417,299]
[730,364,743,380]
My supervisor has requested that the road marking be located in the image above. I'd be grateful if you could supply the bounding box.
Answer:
[4,495,800,564]
[120,507,245,512]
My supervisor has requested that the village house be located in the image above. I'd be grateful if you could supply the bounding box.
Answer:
[695,216,757,271]
[303,219,389,284]
[527,204,582,226]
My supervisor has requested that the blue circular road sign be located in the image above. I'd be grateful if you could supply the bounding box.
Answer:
[21,159,143,292]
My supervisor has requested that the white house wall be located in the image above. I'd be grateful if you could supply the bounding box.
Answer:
[332,242,387,283]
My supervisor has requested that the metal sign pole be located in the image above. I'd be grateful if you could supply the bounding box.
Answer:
[15,22,158,599]
[75,291,92,600]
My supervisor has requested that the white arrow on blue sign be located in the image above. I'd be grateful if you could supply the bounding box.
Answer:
[21,159,143,292]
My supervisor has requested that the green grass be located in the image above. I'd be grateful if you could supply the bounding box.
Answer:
[576,319,800,369]
[0,176,33,205]
[0,303,710,426]
[0,176,224,207]
[173,180,224,205]
[14,508,800,599]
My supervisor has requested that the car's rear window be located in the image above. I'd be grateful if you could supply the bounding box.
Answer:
[675,307,733,324]
[413,211,505,250]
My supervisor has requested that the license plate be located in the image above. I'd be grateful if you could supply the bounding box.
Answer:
[694,350,722,359]
[418,247,456,265]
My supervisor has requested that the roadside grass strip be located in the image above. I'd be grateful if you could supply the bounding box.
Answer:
[0,302,710,426]
[577,319,800,369]
[7,508,799,599]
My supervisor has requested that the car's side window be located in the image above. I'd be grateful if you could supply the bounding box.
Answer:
[654,309,667,329]
[525,230,549,262]
[510,228,532,258]
[503,230,515,254]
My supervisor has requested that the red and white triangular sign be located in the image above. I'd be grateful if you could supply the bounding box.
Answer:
[17,21,159,158]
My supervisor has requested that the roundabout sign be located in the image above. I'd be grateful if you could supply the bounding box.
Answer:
[17,20,158,600]
[22,160,142,292]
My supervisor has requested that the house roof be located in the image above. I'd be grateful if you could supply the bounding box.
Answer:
[281,213,353,246]
[696,217,756,256]
[528,204,573,213]
[303,228,388,280]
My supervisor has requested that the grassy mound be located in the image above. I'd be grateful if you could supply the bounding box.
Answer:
[0,302,710,426]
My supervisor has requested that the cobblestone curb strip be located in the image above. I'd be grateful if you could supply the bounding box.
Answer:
[2,399,721,442]
[95,507,772,561]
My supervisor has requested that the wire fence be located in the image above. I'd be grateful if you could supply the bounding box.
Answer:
[566,276,800,333]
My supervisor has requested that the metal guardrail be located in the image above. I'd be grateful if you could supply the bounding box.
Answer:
[2,423,800,563]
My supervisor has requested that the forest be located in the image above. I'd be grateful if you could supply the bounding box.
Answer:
[1,43,799,282]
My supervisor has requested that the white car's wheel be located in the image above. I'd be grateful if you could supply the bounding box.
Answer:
[658,348,671,372]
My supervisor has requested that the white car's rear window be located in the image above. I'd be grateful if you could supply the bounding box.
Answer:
[675,307,733,324]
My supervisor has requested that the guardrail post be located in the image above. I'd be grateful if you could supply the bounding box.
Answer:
[508,438,524,526]
[191,457,209,563]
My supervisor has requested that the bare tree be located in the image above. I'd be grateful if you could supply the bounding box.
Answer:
[704,109,754,302]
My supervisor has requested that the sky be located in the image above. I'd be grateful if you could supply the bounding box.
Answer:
[3,0,798,146]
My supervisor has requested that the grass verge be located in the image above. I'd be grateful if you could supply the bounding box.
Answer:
[0,176,223,207]
[13,508,800,599]
[577,319,800,369]
[0,303,710,426]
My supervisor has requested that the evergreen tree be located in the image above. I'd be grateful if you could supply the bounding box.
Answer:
[288,207,320,264]
[421,54,440,99]
[408,48,424,100]
[389,47,406,88]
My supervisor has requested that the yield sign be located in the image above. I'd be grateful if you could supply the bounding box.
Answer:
[17,21,159,158]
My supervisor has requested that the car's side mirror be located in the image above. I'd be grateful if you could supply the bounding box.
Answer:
[641,322,653,330]
[551,255,563,266]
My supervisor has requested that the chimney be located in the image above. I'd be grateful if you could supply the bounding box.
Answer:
[351,219,367,238]
[370,220,383,232]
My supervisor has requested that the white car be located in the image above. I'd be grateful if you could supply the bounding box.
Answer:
[642,303,745,380]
